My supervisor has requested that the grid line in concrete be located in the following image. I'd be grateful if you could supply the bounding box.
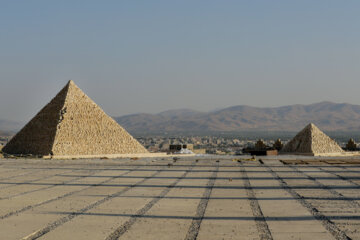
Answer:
[22,167,166,240]
[105,162,197,240]
[184,163,219,240]
[263,163,351,240]
[239,162,273,240]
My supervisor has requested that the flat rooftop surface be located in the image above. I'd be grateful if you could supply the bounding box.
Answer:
[0,156,360,240]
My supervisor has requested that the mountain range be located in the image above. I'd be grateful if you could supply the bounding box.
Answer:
[2,102,360,135]
[114,102,360,134]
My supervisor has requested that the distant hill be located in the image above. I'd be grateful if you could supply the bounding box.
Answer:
[114,102,360,134]
[0,119,22,134]
[3,102,360,136]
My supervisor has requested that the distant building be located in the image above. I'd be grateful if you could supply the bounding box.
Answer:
[248,149,278,156]
[169,144,193,153]
[193,148,206,154]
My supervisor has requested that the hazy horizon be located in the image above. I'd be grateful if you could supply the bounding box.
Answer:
[1,98,358,123]
[1,1,360,121]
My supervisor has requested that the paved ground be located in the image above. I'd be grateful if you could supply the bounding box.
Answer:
[0,156,360,240]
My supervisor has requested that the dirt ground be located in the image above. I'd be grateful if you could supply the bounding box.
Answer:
[0,156,360,240]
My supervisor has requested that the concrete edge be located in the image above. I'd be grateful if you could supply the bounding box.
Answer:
[279,151,360,157]
[44,153,197,159]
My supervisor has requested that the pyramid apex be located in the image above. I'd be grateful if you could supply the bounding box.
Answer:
[306,123,318,130]
[58,80,78,95]
[64,80,81,92]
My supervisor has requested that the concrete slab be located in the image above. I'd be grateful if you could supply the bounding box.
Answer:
[0,157,359,239]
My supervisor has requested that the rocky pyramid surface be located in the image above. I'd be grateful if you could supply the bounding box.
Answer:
[3,80,148,156]
[281,123,344,155]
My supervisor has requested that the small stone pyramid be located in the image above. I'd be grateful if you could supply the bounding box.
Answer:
[281,123,344,156]
[3,80,148,157]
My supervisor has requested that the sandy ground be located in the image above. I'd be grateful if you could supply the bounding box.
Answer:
[0,156,360,240]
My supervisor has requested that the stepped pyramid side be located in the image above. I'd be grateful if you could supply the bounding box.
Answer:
[281,123,344,155]
[281,124,313,154]
[51,81,148,155]
[310,124,344,154]
[2,86,68,155]
[3,80,148,156]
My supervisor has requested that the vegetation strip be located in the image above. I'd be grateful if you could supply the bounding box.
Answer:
[105,163,197,240]
[21,168,166,240]
[184,163,219,240]
[0,168,136,220]
[239,162,273,240]
[265,163,351,240]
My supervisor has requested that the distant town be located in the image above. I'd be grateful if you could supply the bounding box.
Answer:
[1,133,359,156]
[136,134,358,155]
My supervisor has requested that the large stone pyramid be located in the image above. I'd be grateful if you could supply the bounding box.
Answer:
[3,80,148,157]
[281,123,344,155]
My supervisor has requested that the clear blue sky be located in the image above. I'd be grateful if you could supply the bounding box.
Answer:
[1,1,360,121]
